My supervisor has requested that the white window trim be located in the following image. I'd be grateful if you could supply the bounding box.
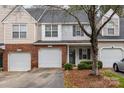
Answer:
[74,25,84,37]
[79,48,88,60]
[107,22,115,36]
[45,24,58,37]
[12,24,27,39]
[41,24,62,41]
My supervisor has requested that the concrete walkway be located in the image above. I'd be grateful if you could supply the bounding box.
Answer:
[0,68,64,88]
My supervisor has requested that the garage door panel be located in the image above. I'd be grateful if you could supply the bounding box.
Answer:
[8,53,31,71]
[101,48,123,68]
[39,48,62,68]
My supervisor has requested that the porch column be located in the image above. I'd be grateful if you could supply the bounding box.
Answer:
[67,45,69,63]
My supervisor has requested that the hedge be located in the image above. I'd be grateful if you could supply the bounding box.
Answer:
[64,63,73,70]
[78,60,103,70]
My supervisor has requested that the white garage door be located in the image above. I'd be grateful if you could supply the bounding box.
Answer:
[101,48,123,68]
[8,53,31,71]
[38,48,62,68]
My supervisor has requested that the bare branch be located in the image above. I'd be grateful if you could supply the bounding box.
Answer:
[80,5,89,14]
[95,6,101,14]
[46,5,91,37]
[96,6,119,36]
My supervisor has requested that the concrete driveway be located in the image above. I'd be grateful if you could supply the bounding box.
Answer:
[0,68,64,88]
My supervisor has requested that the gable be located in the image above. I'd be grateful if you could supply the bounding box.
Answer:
[2,6,37,23]
[101,9,120,36]
[103,9,119,19]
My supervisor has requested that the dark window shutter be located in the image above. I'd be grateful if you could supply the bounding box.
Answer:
[81,31,84,36]
[87,48,90,59]
[79,48,82,59]
[73,25,76,36]
[81,24,84,36]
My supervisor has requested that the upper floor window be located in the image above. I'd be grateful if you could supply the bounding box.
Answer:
[107,22,114,35]
[13,24,26,39]
[45,24,58,37]
[73,25,84,36]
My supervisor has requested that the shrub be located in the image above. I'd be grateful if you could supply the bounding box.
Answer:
[78,60,103,70]
[98,61,103,68]
[64,63,73,70]
[78,63,90,70]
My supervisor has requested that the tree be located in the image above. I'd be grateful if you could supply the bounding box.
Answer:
[99,5,123,17]
[48,5,122,75]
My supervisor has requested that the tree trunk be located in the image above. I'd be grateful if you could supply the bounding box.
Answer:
[90,37,99,75]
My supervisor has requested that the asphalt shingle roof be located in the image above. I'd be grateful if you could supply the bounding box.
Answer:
[34,40,90,44]
[26,7,89,23]
[39,10,89,23]
[26,8,45,21]
[26,7,124,40]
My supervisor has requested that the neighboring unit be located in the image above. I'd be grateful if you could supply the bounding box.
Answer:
[0,6,123,71]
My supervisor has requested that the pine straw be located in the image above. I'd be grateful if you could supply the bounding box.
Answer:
[64,69,119,88]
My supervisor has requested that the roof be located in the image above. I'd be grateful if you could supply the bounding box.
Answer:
[2,5,37,23]
[26,8,45,21]
[26,7,124,40]
[34,40,90,44]
[1,5,18,22]
[26,7,89,23]
[38,10,89,23]
[0,43,4,46]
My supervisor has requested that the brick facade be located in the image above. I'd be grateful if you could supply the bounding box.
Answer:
[3,44,67,71]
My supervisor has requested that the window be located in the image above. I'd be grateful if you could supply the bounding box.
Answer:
[73,25,84,36]
[13,24,26,38]
[45,24,58,37]
[79,48,90,60]
[75,25,81,36]
[45,25,51,37]
[107,22,114,35]
[108,28,114,35]
[13,25,19,38]
[82,49,87,59]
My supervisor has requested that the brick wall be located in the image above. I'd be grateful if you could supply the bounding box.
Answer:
[3,44,67,71]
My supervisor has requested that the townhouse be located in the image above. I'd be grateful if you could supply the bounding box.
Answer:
[0,5,123,71]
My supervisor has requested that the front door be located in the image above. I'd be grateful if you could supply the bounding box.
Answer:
[69,48,75,64]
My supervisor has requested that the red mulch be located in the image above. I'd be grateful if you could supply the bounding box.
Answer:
[64,69,118,88]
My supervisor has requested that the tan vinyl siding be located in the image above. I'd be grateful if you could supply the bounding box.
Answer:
[37,24,41,40]
[102,17,119,36]
[102,9,120,36]
[3,6,37,44]
[0,6,15,43]
[4,23,35,44]
[62,24,90,40]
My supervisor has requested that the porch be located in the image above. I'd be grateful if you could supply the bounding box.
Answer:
[67,44,91,65]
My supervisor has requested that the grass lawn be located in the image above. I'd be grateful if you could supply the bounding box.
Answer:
[64,69,122,88]
[102,69,124,88]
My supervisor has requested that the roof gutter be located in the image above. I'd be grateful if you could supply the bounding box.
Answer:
[98,39,124,42]
[33,43,91,45]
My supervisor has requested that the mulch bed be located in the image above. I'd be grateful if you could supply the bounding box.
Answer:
[64,69,119,88]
